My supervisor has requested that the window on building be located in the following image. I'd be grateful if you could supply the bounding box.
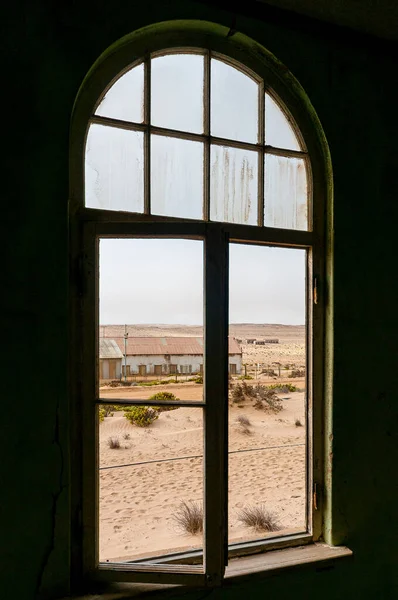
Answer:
[72,31,326,588]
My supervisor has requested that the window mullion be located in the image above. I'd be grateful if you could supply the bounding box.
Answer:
[204,224,229,584]
[258,79,265,227]
[144,55,151,215]
[203,50,210,221]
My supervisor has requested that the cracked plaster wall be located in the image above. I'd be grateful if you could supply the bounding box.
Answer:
[2,1,398,598]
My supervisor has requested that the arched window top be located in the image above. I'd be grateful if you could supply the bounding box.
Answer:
[85,49,310,230]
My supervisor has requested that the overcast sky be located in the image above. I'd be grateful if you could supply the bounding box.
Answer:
[99,238,305,325]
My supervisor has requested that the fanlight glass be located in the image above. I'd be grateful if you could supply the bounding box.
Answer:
[85,52,308,230]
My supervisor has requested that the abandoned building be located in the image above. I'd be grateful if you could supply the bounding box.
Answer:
[110,336,242,376]
[6,1,398,599]
[99,338,123,380]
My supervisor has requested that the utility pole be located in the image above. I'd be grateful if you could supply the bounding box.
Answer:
[124,325,129,382]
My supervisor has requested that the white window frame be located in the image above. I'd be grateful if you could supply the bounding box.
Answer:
[69,23,329,589]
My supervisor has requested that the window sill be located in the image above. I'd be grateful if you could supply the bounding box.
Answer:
[65,544,352,600]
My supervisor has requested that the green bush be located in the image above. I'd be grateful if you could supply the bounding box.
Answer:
[149,391,180,403]
[101,404,124,416]
[266,383,297,393]
[238,374,253,380]
[98,408,106,422]
[124,406,159,427]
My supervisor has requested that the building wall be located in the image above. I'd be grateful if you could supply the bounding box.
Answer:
[100,358,122,380]
[4,1,398,599]
[125,354,242,375]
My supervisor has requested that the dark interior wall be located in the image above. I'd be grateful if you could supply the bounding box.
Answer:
[3,1,398,598]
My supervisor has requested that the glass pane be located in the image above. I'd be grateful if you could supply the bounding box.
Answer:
[99,405,204,564]
[264,155,308,231]
[211,58,258,143]
[96,63,144,123]
[228,244,307,547]
[85,124,144,212]
[151,135,203,219]
[265,93,301,151]
[210,145,258,225]
[99,238,204,402]
[151,54,204,133]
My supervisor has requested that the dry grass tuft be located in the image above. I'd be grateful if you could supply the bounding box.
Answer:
[173,501,203,535]
[107,436,121,449]
[237,415,251,427]
[237,505,281,532]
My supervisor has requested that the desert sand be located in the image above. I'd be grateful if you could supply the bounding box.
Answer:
[99,383,306,563]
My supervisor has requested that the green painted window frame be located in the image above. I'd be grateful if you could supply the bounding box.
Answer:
[69,20,333,589]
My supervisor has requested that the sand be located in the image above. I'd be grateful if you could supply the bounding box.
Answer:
[99,386,306,563]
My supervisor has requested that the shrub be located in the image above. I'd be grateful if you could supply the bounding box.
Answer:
[261,368,276,376]
[291,369,306,378]
[101,404,124,417]
[194,375,203,384]
[232,383,283,413]
[124,406,159,427]
[232,384,245,403]
[173,501,203,535]
[237,505,280,532]
[149,391,180,403]
[107,436,121,449]
[237,415,251,427]
[123,433,131,440]
[266,383,297,393]
[238,374,253,380]
[295,418,303,427]
[242,381,256,397]
[98,408,106,422]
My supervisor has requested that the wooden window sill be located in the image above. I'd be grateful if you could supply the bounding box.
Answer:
[63,544,352,599]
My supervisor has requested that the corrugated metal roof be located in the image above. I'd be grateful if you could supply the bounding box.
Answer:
[110,336,241,356]
[99,338,124,359]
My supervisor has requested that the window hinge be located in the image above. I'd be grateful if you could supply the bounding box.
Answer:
[313,483,318,510]
[313,277,318,305]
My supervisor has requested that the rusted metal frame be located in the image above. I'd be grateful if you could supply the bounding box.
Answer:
[144,56,151,214]
[203,50,210,221]
[258,80,265,227]
[204,224,228,583]
[90,114,307,159]
[81,222,99,575]
[97,399,204,407]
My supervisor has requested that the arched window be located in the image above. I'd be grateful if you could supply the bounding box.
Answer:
[70,24,328,588]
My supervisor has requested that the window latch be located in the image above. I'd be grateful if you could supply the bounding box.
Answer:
[314,277,318,305]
